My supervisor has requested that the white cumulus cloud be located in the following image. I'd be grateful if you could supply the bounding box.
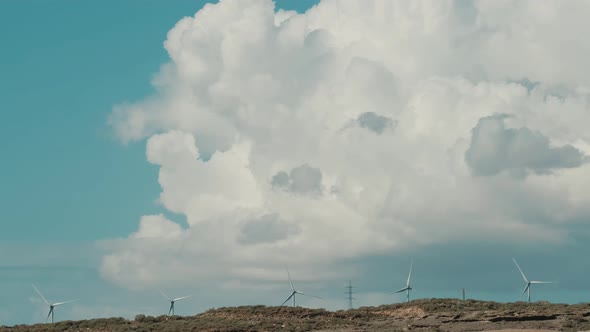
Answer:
[103,0,590,292]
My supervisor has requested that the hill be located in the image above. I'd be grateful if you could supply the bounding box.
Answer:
[2,299,590,331]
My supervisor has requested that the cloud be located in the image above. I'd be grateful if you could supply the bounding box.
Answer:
[238,213,300,245]
[356,112,396,134]
[103,0,590,291]
[272,164,323,195]
[466,114,586,177]
[145,130,262,221]
[131,215,183,239]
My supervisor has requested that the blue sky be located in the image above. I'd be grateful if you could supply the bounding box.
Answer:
[0,0,320,325]
[0,0,318,243]
[0,0,319,241]
[2,0,590,327]
[0,0,205,325]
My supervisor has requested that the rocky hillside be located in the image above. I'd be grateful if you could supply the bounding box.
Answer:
[2,299,590,331]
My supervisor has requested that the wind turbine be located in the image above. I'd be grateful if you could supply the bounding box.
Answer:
[32,284,77,323]
[281,267,322,307]
[394,259,414,303]
[512,258,557,303]
[159,290,192,316]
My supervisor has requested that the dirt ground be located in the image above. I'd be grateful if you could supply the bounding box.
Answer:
[2,298,590,331]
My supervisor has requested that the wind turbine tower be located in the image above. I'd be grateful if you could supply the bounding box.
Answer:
[281,267,322,307]
[512,258,557,303]
[32,284,77,323]
[394,259,414,303]
[159,290,192,316]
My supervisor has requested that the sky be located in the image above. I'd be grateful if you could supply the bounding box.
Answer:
[1,0,590,326]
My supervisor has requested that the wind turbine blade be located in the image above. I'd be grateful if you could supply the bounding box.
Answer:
[530,281,558,284]
[298,292,323,300]
[407,258,413,287]
[281,292,295,306]
[158,289,171,301]
[173,295,193,302]
[520,284,529,298]
[286,267,294,291]
[32,284,50,305]
[46,308,52,322]
[394,287,408,294]
[512,258,529,283]
[53,299,78,307]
